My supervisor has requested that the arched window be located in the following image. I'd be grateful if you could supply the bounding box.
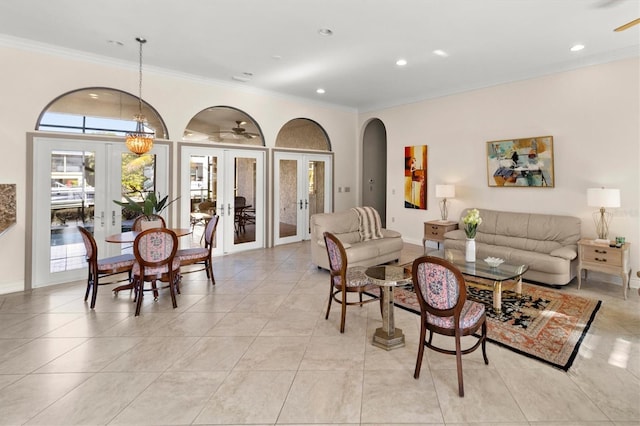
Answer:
[183,106,264,146]
[275,118,330,151]
[36,87,168,139]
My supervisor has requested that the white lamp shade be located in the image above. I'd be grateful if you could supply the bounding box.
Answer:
[587,188,620,208]
[435,184,455,198]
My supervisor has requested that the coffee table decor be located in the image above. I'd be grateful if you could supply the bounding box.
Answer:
[366,280,601,371]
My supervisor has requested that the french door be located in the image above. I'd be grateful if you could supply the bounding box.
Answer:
[30,136,169,288]
[180,146,265,254]
[273,152,332,245]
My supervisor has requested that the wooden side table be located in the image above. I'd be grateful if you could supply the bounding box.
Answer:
[577,239,632,299]
[423,220,458,253]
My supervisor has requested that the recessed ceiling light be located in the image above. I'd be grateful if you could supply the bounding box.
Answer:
[107,40,124,46]
[570,44,585,52]
[88,93,99,99]
[272,55,282,60]
[396,59,407,66]
[433,49,449,57]
[232,75,251,82]
[316,88,326,94]
[318,28,333,36]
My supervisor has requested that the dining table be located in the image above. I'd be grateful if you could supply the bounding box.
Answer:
[105,227,192,243]
[105,227,192,294]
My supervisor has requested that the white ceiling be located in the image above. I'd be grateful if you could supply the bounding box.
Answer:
[0,0,638,111]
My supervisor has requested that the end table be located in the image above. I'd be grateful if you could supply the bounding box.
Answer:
[423,220,458,253]
[577,239,632,299]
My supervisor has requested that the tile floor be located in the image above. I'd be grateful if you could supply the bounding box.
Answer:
[0,241,638,425]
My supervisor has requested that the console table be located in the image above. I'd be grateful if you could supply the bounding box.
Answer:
[423,220,458,252]
[577,239,631,299]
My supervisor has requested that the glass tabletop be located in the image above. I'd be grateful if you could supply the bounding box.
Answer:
[427,250,528,281]
[365,265,412,286]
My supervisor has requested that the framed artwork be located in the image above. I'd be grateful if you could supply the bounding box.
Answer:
[0,183,17,235]
[487,136,554,187]
[404,145,427,209]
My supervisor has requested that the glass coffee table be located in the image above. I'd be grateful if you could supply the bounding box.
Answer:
[427,251,528,314]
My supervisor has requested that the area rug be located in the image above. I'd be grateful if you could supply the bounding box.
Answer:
[367,282,601,371]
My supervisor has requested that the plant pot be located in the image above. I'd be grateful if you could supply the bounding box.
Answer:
[465,238,476,262]
[140,219,163,231]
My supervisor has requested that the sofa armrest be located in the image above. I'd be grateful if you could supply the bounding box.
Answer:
[444,229,466,240]
[550,246,577,260]
[316,239,351,249]
[381,228,401,238]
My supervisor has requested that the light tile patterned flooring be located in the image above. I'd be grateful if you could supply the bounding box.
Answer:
[0,241,638,425]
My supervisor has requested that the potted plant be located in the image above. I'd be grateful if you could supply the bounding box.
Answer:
[113,191,179,229]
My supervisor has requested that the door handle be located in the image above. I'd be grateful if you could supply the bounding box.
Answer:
[100,211,105,227]
[299,200,303,210]
[305,200,308,210]
[228,203,232,216]
[112,211,116,226]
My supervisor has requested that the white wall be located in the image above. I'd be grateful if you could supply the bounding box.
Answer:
[360,58,640,286]
[0,41,359,293]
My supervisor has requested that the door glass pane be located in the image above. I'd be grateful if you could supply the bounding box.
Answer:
[118,153,156,231]
[279,159,298,238]
[50,150,95,273]
[189,154,218,247]
[235,156,256,244]
[308,160,325,230]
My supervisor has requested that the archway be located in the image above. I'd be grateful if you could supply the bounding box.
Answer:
[362,118,387,227]
[273,118,332,245]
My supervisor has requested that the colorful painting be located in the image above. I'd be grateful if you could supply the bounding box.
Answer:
[487,136,554,187]
[404,145,427,209]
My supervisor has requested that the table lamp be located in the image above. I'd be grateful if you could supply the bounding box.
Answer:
[587,187,620,243]
[435,184,455,221]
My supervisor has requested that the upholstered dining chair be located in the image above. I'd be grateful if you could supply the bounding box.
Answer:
[323,231,380,333]
[78,226,135,309]
[132,214,166,231]
[412,255,488,397]
[132,228,181,316]
[177,215,219,283]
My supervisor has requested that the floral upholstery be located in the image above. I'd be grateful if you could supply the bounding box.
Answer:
[176,247,207,261]
[323,231,380,333]
[412,256,488,397]
[78,226,134,310]
[326,236,372,288]
[133,258,181,277]
[98,254,135,271]
[416,262,460,310]
[325,236,343,271]
[426,299,485,329]
[137,231,175,263]
[340,266,372,287]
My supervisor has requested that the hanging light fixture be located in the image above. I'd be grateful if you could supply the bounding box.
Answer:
[125,37,154,155]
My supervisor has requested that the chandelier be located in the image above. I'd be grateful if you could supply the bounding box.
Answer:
[125,37,154,155]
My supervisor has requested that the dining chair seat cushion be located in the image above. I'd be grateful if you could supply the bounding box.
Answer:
[97,254,135,272]
[332,266,373,288]
[132,258,181,277]
[176,247,207,262]
[426,300,485,329]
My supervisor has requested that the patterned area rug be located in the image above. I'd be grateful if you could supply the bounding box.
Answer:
[369,281,601,371]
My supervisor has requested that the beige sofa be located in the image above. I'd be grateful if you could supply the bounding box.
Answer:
[443,208,581,286]
[310,209,404,270]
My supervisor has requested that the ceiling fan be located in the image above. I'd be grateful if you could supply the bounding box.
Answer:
[614,18,640,31]
[211,120,259,139]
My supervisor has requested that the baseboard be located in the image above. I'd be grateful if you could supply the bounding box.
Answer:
[0,280,25,295]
